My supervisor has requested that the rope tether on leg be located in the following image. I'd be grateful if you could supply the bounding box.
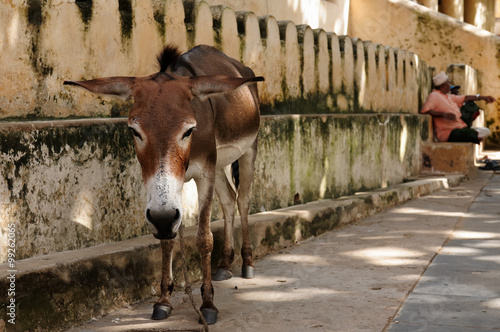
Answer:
[179,224,209,332]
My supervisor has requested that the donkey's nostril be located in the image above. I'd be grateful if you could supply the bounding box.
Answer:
[163,208,180,222]
[146,208,153,223]
[146,206,182,239]
[146,207,180,223]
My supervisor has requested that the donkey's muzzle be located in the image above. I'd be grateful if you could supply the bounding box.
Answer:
[146,207,181,239]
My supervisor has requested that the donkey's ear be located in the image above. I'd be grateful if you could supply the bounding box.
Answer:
[189,75,264,100]
[64,77,136,98]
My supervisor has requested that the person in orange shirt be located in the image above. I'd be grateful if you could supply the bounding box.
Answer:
[420,71,496,144]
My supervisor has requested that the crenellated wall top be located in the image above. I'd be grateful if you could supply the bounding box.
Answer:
[0,0,433,120]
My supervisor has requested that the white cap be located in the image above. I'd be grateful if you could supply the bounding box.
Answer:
[432,71,449,87]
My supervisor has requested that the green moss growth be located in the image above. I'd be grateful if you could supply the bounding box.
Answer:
[0,122,135,195]
[0,249,159,331]
[118,0,134,40]
[26,0,54,78]
[110,100,133,117]
[300,211,340,238]
[260,93,339,115]
[486,133,500,149]
[153,1,166,39]
[75,0,93,27]
[183,1,198,50]
[261,219,297,248]
[382,191,399,205]
[27,0,44,28]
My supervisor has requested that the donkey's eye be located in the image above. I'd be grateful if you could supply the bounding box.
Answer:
[182,127,196,140]
[129,127,142,140]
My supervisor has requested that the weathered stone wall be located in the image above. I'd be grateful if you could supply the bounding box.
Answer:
[0,120,147,261]
[414,0,496,32]
[349,0,500,148]
[0,114,428,262]
[0,0,432,120]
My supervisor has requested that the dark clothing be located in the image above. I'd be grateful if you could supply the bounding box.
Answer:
[460,101,480,128]
[448,127,480,144]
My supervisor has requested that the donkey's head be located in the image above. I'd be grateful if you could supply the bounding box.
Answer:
[65,61,263,239]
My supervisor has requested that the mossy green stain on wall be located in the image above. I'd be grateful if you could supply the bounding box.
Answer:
[420,116,430,141]
[152,1,166,38]
[495,43,500,68]
[27,0,44,28]
[414,11,463,60]
[489,134,500,148]
[260,92,358,116]
[119,0,134,40]
[1,113,425,262]
[259,107,393,204]
[26,0,54,78]
[261,225,281,248]
[0,123,134,171]
[0,122,143,261]
[251,117,295,211]
[0,131,31,180]
[257,115,421,209]
[75,0,93,27]
[286,118,297,203]
[382,190,400,206]
[15,288,57,331]
[301,212,340,238]
[386,117,403,157]
[261,219,298,248]
[405,115,421,138]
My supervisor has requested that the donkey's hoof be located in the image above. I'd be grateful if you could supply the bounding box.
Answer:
[242,265,255,279]
[151,304,172,320]
[213,267,233,281]
[199,308,218,325]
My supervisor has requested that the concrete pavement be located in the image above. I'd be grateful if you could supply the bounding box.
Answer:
[66,170,500,332]
[388,170,500,331]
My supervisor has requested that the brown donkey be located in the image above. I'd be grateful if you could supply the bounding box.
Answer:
[65,45,263,324]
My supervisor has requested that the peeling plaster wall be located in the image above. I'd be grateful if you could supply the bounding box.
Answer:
[348,0,500,148]
[252,114,424,211]
[0,114,427,262]
[0,120,147,261]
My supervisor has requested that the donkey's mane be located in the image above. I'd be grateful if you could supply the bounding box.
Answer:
[157,45,182,72]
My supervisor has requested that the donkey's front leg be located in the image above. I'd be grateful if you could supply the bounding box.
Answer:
[196,174,218,324]
[152,239,175,320]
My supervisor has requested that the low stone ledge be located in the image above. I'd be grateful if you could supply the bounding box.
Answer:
[0,118,128,130]
[1,114,428,262]
[0,174,465,331]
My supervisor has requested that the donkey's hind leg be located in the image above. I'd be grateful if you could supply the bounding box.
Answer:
[212,166,237,281]
[237,140,257,278]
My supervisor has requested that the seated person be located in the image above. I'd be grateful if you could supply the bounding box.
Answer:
[420,71,496,144]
